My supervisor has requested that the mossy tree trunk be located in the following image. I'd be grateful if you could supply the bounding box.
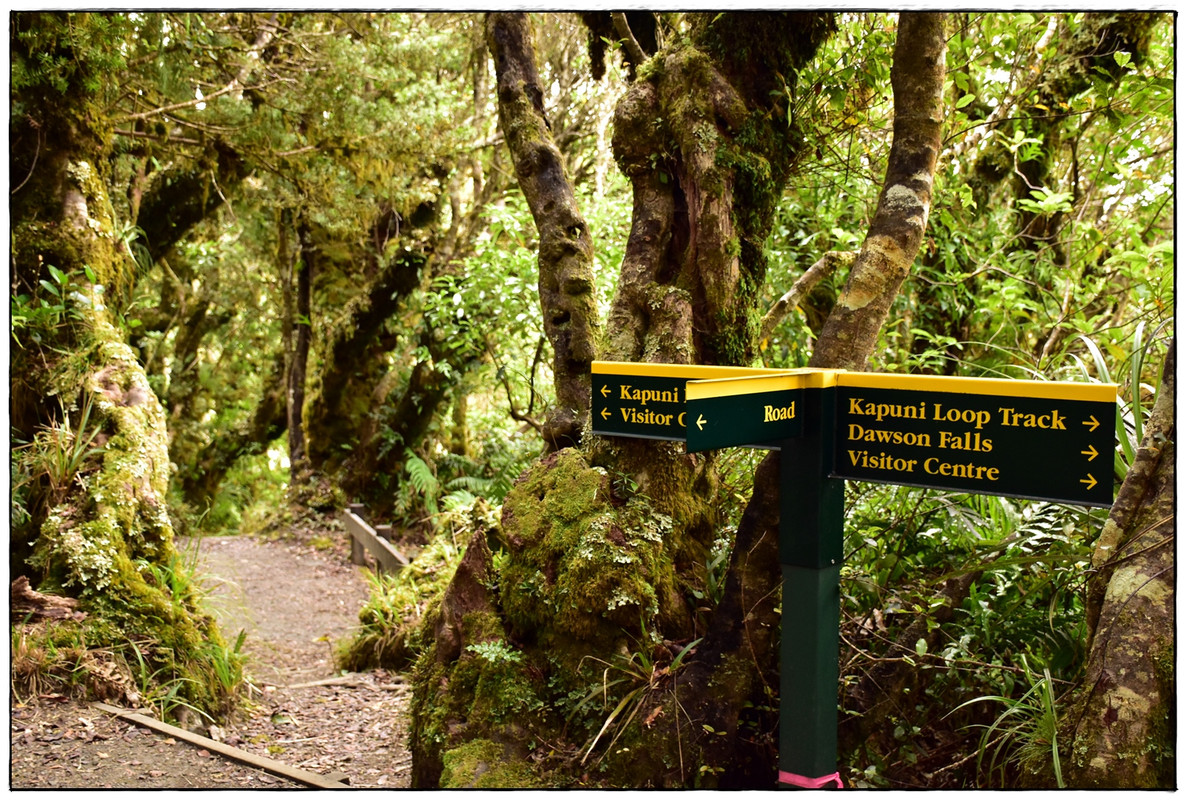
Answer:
[11,12,234,716]
[1055,342,1175,788]
[410,11,856,790]
[685,11,947,781]
[486,12,600,451]
[297,220,484,512]
[301,241,427,481]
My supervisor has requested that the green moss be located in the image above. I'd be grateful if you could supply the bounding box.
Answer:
[440,738,546,789]
[467,642,544,724]
[498,450,677,648]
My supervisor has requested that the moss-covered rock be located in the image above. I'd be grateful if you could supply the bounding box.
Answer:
[441,738,546,789]
[408,530,553,787]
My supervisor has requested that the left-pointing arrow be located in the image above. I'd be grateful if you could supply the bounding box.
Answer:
[1079,474,1098,490]
[600,385,611,397]
[600,408,611,420]
[696,414,706,431]
[1081,444,1099,461]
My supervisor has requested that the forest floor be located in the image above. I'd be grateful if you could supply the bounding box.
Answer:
[10,523,413,790]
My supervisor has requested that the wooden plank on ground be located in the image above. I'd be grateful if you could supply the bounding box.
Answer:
[341,509,410,573]
[90,702,349,789]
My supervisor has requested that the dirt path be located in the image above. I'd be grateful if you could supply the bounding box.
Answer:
[10,532,413,789]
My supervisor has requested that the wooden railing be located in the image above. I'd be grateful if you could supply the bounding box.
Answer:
[341,504,410,574]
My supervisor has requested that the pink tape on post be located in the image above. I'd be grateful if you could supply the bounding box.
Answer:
[778,770,844,789]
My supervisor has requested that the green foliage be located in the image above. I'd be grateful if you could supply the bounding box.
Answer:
[1071,322,1169,481]
[11,12,131,106]
[574,632,701,768]
[338,517,467,671]
[953,657,1065,787]
[9,10,1174,788]
[10,266,104,351]
[176,441,291,536]
[467,639,524,665]
[11,391,106,529]
[403,449,441,519]
[839,472,1106,785]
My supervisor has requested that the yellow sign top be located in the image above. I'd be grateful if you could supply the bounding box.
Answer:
[837,372,1118,403]
[686,369,841,400]
[594,361,1117,404]
[592,360,787,380]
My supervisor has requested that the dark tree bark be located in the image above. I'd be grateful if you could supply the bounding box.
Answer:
[180,349,288,508]
[303,245,426,472]
[287,219,314,468]
[486,12,600,451]
[1057,342,1174,788]
[135,140,250,264]
[342,338,475,511]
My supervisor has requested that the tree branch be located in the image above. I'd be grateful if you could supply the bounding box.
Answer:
[611,13,647,68]
[758,251,854,344]
[486,12,600,451]
[809,13,947,371]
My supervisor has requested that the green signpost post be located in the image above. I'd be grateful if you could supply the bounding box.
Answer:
[591,360,1117,788]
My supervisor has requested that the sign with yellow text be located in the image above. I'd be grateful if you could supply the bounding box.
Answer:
[833,374,1117,506]
[591,361,789,441]
[685,371,839,452]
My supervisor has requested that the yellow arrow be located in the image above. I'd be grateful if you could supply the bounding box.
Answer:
[696,414,707,431]
[1083,415,1100,432]
[1081,444,1098,461]
[1080,474,1098,490]
[600,384,611,397]
[600,407,611,420]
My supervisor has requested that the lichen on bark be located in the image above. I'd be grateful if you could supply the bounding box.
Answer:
[1053,343,1175,789]
[11,12,240,719]
[809,13,947,372]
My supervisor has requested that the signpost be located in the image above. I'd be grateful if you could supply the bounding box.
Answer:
[833,373,1116,506]
[683,372,817,452]
[591,361,787,441]
[591,360,1117,788]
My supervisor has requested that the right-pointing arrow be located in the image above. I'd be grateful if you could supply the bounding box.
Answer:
[696,414,706,431]
[1080,474,1098,490]
[1082,415,1100,432]
[1081,444,1099,461]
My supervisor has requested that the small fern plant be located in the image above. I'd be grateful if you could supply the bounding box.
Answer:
[404,449,440,518]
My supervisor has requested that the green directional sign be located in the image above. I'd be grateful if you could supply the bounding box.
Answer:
[684,371,835,453]
[591,361,787,441]
[833,373,1117,507]
[590,360,1118,789]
